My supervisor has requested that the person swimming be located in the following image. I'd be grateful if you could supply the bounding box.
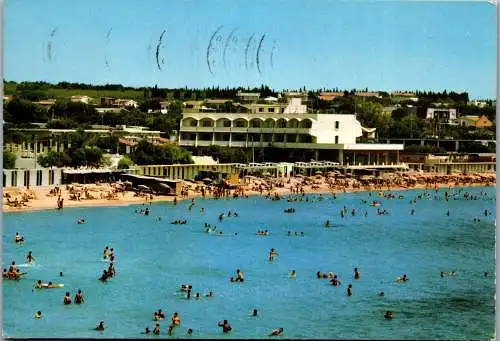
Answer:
[289,270,296,278]
[171,312,181,326]
[330,275,340,286]
[103,246,110,260]
[144,327,150,334]
[63,292,72,305]
[15,232,24,243]
[34,311,42,319]
[379,292,385,297]
[205,291,214,297]
[384,311,394,320]
[59,271,64,277]
[35,280,44,289]
[218,319,232,333]
[152,322,160,335]
[195,293,201,300]
[26,251,35,263]
[2,269,8,278]
[74,289,84,304]
[99,270,109,282]
[269,328,284,336]
[95,321,105,331]
[187,328,193,336]
[77,218,86,224]
[251,309,258,317]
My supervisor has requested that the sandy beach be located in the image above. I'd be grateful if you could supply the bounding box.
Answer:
[3,171,496,213]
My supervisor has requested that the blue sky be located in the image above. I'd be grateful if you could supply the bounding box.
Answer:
[4,0,496,98]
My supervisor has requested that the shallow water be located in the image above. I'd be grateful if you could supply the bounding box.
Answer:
[3,186,496,339]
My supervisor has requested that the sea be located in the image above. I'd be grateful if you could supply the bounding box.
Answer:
[3,186,496,339]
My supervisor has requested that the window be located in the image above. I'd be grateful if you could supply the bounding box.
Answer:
[259,108,263,112]
[36,170,43,186]
[268,108,275,113]
[335,136,339,144]
[335,121,339,129]
[11,171,17,187]
[3,173,6,187]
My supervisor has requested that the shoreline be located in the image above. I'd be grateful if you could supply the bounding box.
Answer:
[3,174,495,214]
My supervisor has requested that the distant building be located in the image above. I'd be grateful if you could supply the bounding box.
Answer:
[4,125,163,167]
[354,91,380,98]
[426,108,457,124]
[391,91,416,97]
[468,100,491,108]
[456,115,493,128]
[284,91,308,103]
[100,97,116,106]
[236,91,260,102]
[159,101,170,114]
[319,92,344,101]
[71,95,92,104]
[114,99,138,108]
[33,99,57,109]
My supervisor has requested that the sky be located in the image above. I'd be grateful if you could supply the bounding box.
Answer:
[3,0,497,99]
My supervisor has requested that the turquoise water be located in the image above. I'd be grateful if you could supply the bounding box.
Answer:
[3,186,496,339]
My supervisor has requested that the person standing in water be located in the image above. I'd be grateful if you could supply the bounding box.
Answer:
[26,251,35,263]
[347,284,353,296]
[74,289,85,304]
[63,292,72,305]
[354,268,360,280]
[268,248,278,262]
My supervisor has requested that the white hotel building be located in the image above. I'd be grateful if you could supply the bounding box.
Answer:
[179,98,404,165]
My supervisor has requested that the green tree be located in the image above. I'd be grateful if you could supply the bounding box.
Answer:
[117,155,134,169]
[356,101,392,137]
[130,140,193,165]
[37,151,71,168]
[6,97,45,123]
[3,150,17,169]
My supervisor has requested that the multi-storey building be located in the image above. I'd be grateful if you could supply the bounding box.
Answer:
[179,98,404,165]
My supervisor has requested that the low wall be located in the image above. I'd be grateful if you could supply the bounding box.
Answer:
[3,168,64,188]
[407,162,496,174]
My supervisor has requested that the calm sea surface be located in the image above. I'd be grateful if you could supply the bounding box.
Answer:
[3,186,496,339]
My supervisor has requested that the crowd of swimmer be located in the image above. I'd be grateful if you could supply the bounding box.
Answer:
[5,184,494,336]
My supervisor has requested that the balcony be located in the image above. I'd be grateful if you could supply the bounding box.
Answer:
[213,140,230,147]
[231,127,249,133]
[179,139,196,146]
[196,126,215,132]
[213,127,232,132]
[180,126,198,132]
[230,141,248,147]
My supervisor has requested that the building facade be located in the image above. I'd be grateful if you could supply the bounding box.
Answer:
[179,98,404,165]
[426,108,457,123]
